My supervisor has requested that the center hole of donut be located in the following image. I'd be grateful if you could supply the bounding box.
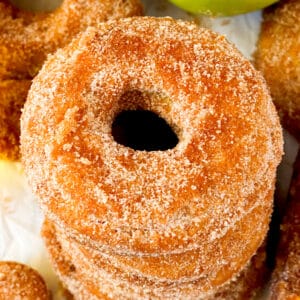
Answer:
[10,0,62,12]
[112,110,178,151]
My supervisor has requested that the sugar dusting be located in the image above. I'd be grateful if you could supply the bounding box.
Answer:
[21,16,283,298]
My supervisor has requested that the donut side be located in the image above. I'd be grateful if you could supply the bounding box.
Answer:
[42,220,269,300]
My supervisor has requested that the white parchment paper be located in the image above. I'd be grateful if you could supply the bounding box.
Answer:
[0,0,298,298]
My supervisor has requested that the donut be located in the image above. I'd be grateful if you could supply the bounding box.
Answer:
[21,16,283,253]
[270,150,300,299]
[42,220,269,299]
[255,0,300,140]
[0,261,50,299]
[21,16,283,294]
[0,0,143,80]
[0,80,31,160]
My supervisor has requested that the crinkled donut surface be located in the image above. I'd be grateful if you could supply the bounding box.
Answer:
[0,0,143,79]
[21,17,283,258]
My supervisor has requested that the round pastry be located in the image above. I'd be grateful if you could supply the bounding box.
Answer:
[21,17,283,256]
[0,0,143,79]
[255,0,300,139]
[0,261,50,299]
[42,220,269,300]
[0,80,31,160]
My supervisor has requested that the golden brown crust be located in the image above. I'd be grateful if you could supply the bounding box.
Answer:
[255,0,300,140]
[0,80,31,161]
[269,150,300,300]
[42,220,269,299]
[0,0,143,80]
[0,261,50,299]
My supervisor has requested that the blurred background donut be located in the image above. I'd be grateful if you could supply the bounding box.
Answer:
[0,0,143,161]
[255,0,300,140]
[0,261,50,299]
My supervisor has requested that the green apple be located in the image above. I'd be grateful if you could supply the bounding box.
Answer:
[168,0,278,16]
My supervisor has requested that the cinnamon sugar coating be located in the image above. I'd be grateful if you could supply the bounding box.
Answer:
[0,0,143,80]
[270,151,300,300]
[255,0,300,140]
[0,79,31,160]
[0,261,50,299]
[42,220,269,300]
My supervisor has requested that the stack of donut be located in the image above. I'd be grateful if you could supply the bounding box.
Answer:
[21,17,283,299]
[0,0,142,160]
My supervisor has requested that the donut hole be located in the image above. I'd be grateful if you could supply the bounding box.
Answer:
[112,110,179,151]
[9,0,62,12]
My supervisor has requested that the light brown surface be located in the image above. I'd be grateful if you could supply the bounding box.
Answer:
[0,261,50,300]
[0,80,31,160]
[270,150,300,300]
[255,0,300,140]
[0,0,143,80]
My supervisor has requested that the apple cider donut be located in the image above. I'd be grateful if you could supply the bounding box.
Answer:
[0,261,50,299]
[0,0,143,79]
[21,17,283,258]
[0,80,31,160]
[255,0,300,139]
